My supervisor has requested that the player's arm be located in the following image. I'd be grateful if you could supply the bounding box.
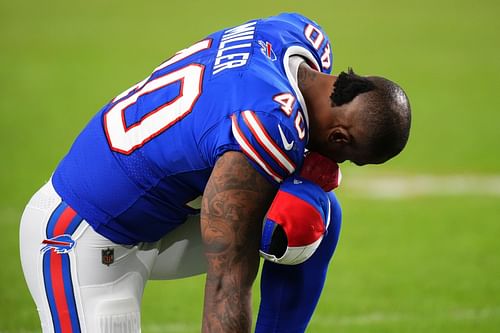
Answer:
[201,151,276,332]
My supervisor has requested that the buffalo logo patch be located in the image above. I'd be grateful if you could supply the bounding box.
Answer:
[258,40,277,61]
[41,235,75,254]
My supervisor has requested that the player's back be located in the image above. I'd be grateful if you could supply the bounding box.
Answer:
[52,13,333,244]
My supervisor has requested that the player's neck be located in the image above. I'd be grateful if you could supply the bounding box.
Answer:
[298,64,337,110]
[297,62,317,91]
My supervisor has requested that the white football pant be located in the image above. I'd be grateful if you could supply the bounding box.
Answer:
[19,180,206,333]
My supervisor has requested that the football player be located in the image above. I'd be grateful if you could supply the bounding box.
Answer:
[19,13,411,333]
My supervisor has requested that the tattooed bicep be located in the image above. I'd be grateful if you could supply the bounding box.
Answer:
[201,151,275,259]
[200,151,276,332]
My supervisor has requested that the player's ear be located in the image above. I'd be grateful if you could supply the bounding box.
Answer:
[330,128,350,145]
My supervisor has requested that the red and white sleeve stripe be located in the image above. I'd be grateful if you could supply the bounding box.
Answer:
[231,111,297,183]
[240,111,296,174]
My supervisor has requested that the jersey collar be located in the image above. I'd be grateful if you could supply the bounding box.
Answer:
[283,46,321,142]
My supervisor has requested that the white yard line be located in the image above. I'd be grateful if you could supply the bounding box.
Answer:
[313,306,500,327]
[452,306,500,320]
[314,312,407,326]
[342,174,500,198]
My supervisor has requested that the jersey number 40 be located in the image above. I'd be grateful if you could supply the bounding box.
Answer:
[103,39,212,155]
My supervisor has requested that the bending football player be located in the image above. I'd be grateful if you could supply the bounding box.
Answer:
[20,13,410,333]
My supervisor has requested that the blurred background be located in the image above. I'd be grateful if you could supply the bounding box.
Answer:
[1,0,499,332]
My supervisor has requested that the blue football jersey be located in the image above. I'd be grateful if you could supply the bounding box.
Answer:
[52,13,334,244]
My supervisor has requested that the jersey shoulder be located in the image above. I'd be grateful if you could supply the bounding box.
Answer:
[257,12,333,74]
[204,12,333,80]
[230,108,306,185]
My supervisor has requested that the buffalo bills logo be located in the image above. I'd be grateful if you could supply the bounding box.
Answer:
[41,235,75,254]
[258,40,277,61]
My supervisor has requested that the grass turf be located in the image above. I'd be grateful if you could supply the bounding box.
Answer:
[1,0,499,331]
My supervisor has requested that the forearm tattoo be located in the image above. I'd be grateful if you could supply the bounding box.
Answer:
[201,152,275,332]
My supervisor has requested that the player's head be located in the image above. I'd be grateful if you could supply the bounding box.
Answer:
[307,68,411,165]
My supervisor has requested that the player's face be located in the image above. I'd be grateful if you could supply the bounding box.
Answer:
[308,93,385,165]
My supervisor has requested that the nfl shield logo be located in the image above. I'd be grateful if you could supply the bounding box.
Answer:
[102,248,114,266]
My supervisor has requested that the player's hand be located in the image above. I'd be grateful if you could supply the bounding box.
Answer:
[299,151,341,192]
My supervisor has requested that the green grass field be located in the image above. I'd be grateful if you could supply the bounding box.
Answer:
[1,0,499,332]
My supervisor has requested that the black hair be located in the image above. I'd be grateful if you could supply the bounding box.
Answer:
[331,68,412,162]
[330,68,375,107]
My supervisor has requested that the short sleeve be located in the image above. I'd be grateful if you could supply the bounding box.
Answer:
[230,110,304,185]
